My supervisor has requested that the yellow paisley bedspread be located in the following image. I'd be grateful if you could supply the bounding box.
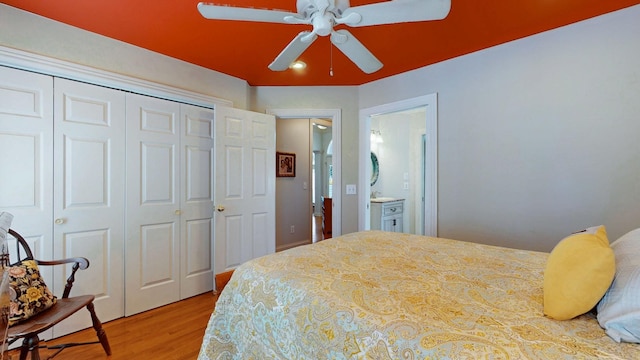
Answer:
[198,231,639,359]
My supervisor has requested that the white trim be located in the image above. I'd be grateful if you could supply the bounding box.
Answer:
[0,46,232,108]
[358,94,438,237]
[266,108,342,238]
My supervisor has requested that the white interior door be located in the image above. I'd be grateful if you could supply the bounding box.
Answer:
[52,78,126,336]
[214,106,275,275]
[179,104,215,297]
[125,93,181,316]
[0,65,55,346]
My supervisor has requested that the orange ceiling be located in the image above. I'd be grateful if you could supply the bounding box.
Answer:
[3,0,640,86]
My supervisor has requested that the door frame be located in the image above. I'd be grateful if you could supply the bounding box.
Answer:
[267,108,342,238]
[358,94,438,236]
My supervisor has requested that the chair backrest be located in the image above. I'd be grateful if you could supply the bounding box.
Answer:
[6,229,34,265]
[7,228,89,300]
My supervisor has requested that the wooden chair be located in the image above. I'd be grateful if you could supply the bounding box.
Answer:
[5,229,111,360]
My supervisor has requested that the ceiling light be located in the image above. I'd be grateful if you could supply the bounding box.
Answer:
[316,124,327,129]
[289,61,306,70]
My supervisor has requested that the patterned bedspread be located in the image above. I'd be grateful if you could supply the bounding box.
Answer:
[198,231,639,359]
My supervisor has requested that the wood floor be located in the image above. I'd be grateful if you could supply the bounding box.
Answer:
[5,292,218,360]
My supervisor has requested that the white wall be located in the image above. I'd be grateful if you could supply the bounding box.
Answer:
[360,5,640,251]
[0,4,250,108]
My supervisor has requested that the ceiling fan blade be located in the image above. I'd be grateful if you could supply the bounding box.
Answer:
[197,2,301,24]
[330,30,383,74]
[269,31,318,71]
[340,0,451,27]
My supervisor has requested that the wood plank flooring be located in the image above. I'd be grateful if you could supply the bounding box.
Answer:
[5,292,218,360]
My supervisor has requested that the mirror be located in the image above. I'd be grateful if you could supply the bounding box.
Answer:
[370,152,379,186]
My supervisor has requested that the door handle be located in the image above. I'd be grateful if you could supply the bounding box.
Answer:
[216,205,225,212]
[54,218,65,225]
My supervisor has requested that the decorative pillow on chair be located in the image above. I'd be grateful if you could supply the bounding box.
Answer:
[543,225,615,320]
[597,227,640,343]
[8,259,57,326]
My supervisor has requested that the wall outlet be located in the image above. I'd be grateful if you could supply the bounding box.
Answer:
[290,225,295,234]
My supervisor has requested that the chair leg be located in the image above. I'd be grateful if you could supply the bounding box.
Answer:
[86,302,111,356]
[18,339,29,360]
[20,336,40,360]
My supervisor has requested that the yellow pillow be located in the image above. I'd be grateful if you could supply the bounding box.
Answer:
[543,225,615,320]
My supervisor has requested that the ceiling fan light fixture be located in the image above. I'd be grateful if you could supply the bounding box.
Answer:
[289,61,307,70]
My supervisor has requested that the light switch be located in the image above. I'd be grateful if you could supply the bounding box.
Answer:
[346,184,357,195]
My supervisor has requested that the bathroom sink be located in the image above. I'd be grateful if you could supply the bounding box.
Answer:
[370,197,398,203]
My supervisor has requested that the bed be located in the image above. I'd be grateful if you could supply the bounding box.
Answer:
[198,230,640,359]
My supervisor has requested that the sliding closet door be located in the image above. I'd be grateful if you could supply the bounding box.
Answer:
[0,66,54,273]
[179,104,215,297]
[125,93,181,316]
[52,78,126,336]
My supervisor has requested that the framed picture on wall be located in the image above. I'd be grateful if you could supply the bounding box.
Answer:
[276,152,296,177]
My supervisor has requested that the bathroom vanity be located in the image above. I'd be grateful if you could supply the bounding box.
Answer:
[370,198,404,233]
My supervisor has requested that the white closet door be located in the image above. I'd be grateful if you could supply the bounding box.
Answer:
[0,66,54,271]
[125,93,181,316]
[52,78,126,336]
[179,104,215,298]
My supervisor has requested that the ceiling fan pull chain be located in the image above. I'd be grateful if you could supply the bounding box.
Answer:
[330,42,334,76]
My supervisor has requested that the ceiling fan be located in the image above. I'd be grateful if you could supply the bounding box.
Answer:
[197,0,451,74]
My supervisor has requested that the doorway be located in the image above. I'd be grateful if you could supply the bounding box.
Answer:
[369,107,427,235]
[358,94,438,236]
[267,108,342,250]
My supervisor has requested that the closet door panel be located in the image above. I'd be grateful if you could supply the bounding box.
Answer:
[0,67,54,267]
[140,222,176,284]
[125,93,181,316]
[53,78,126,336]
[180,104,214,298]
